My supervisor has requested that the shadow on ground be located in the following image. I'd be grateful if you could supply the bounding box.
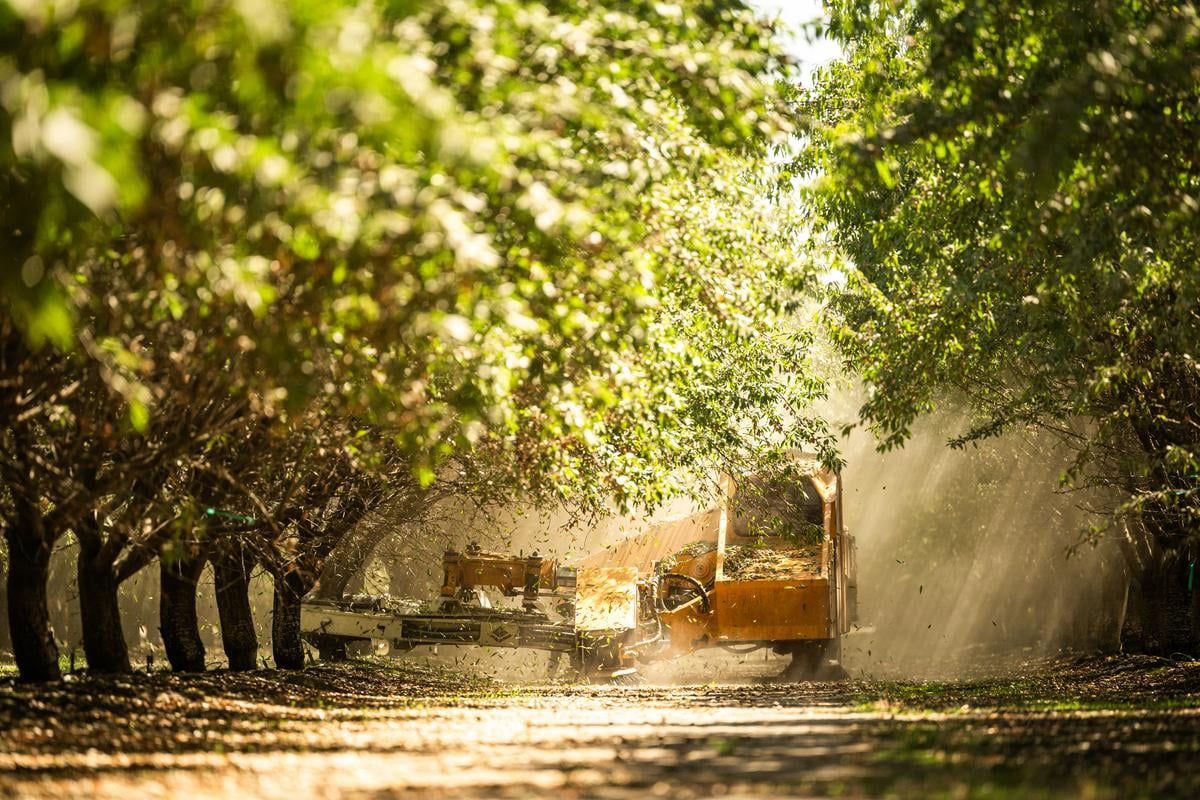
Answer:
[0,655,1197,799]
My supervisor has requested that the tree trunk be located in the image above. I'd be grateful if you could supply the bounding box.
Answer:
[0,551,11,654]
[4,527,60,681]
[272,570,310,669]
[77,547,131,673]
[1122,552,1198,655]
[160,552,207,672]
[213,549,258,671]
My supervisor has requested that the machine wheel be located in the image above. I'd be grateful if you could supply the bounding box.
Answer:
[574,633,631,682]
[313,634,350,662]
[778,638,847,682]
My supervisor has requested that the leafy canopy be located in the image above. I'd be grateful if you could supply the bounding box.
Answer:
[803,0,1200,541]
[1,0,833,510]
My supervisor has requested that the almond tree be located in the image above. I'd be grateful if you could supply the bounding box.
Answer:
[805,0,1200,651]
[2,0,835,679]
[0,317,249,678]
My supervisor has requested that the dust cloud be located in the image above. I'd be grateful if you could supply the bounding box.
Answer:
[837,406,1129,679]
[368,401,1132,682]
[32,402,1131,682]
[360,495,705,682]
[362,493,700,599]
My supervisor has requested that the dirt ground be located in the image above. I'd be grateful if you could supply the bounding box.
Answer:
[1,653,1199,799]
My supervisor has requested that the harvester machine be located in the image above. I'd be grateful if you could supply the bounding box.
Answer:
[301,457,857,680]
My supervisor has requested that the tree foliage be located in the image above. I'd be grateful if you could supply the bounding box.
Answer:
[0,0,834,679]
[1,0,831,504]
[803,1,1200,554]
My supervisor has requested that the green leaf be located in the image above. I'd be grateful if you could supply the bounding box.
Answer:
[416,465,437,488]
[128,400,150,433]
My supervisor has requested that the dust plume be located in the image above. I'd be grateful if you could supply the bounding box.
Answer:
[359,495,705,682]
[836,404,1129,679]
[364,400,1133,682]
[30,396,1130,682]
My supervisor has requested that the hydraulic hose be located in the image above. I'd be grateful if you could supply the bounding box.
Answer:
[660,572,711,615]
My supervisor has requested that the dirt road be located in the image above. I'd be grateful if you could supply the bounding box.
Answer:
[2,656,1198,799]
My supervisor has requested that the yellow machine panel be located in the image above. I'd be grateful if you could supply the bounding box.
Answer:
[711,578,832,642]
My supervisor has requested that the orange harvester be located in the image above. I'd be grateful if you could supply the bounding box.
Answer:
[301,455,858,679]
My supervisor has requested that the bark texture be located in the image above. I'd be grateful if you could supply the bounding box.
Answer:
[4,525,60,681]
[76,546,131,673]
[0,555,10,654]
[272,570,310,669]
[1122,552,1199,655]
[160,551,208,672]
[213,549,258,671]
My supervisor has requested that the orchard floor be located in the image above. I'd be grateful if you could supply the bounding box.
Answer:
[1,654,1199,799]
